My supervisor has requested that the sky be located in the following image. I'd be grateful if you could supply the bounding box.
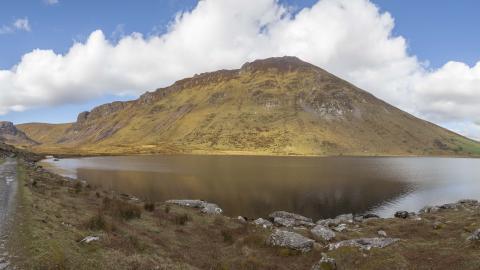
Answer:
[0,0,479,139]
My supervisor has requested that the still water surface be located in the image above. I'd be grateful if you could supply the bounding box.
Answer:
[40,155,480,220]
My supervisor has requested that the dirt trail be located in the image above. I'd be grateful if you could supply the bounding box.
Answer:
[0,158,17,270]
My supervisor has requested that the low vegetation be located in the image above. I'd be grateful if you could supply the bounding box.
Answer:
[6,159,480,269]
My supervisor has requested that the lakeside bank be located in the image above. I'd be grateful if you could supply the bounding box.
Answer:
[4,157,480,269]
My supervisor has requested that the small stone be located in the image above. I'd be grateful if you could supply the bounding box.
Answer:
[467,229,480,241]
[80,236,100,244]
[237,216,247,223]
[433,221,442,230]
[311,253,337,270]
[377,230,387,237]
[311,225,336,241]
[266,230,315,253]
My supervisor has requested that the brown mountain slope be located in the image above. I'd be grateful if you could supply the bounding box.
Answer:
[17,56,480,156]
[0,121,38,147]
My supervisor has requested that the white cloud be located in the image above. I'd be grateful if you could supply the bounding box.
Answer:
[13,18,31,32]
[0,0,479,139]
[0,17,31,34]
[44,0,59,5]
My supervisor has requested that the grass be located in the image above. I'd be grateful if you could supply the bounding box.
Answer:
[8,160,480,269]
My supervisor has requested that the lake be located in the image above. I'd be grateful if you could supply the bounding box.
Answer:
[40,155,480,221]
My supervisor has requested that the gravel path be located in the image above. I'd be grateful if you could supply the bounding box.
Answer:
[0,158,17,270]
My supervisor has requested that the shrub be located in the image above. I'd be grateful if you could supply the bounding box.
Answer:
[85,211,117,232]
[102,197,142,221]
[174,213,191,225]
[164,205,171,214]
[73,181,83,193]
[221,229,234,244]
[144,202,155,212]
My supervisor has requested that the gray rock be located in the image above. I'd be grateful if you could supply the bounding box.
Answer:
[433,221,442,230]
[317,213,354,227]
[311,253,337,270]
[166,199,205,208]
[333,224,347,232]
[266,230,315,253]
[467,229,480,241]
[458,199,478,205]
[335,213,353,223]
[419,206,440,214]
[166,199,223,215]
[394,211,409,219]
[377,230,387,237]
[362,213,380,219]
[269,211,314,227]
[329,237,399,251]
[440,203,460,210]
[311,225,336,241]
[253,218,273,228]
[237,216,247,223]
[201,203,223,214]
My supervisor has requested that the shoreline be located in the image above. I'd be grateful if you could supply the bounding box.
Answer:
[6,157,480,269]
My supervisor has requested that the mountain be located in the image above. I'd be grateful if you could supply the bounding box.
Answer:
[16,56,480,156]
[0,121,38,147]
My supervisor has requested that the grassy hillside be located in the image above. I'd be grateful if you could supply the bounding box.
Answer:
[17,56,480,156]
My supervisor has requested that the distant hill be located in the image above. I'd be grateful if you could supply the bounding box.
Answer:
[16,56,480,156]
[0,121,38,147]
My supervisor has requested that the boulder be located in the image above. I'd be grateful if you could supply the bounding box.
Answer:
[266,230,315,253]
[311,225,336,241]
[253,218,273,228]
[394,211,409,219]
[201,203,223,214]
[166,199,223,215]
[269,211,314,227]
[467,229,480,241]
[329,237,399,251]
[419,206,440,214]
[377,230,387,237]
[440,203,460,210]
[311,253,337,270]
[362,213,380,219]
[317,213,354,227]
[458,199,478,205]
[332,224,347,232]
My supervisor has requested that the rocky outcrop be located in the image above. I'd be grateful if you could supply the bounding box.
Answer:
[0,121,37,146]
[269,211,315,227]
[166,199,223,215]
[328,237,399,251]
[311,225,336,241]
[252,218,273,229]
[266,230,315,253]
[316,213,354,227]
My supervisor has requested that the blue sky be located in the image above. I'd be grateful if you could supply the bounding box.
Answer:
[0,0,479,139]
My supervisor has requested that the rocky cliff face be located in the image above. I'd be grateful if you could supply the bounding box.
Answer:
[0,121,37,146]
[15,57,480,156]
